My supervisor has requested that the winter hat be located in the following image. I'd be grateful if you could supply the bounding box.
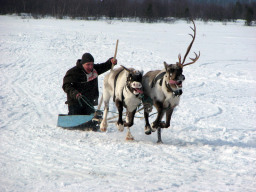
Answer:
[81,53,94,64]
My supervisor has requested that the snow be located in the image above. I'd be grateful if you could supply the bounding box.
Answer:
[0,15,256,191]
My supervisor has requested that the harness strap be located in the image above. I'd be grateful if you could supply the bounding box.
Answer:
[151,72,165,88]
[165,82,183,97]
[113,69,124,102]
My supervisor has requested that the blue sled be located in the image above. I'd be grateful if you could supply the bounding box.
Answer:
[57,114,99,131]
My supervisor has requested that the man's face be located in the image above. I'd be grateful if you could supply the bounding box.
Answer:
[83,62,94,73]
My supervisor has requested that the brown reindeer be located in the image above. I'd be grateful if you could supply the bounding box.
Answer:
[142,20,200,143]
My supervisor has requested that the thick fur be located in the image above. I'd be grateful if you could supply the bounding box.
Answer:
[142,63,185,143]
[100,66,143,140]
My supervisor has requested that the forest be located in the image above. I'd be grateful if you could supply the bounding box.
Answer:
[0,0,255,25]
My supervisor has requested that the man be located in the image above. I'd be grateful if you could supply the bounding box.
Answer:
[63,53,117,115]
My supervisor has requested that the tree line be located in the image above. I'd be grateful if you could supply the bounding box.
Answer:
[0,0,255,25]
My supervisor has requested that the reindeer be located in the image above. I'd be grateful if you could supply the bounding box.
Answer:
[100,65,144,140]
[142,20,200,143]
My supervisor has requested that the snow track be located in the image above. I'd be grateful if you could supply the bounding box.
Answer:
[0,16,256,191]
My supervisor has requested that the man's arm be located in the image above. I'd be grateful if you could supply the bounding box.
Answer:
[94,57,117,75]
[62,72,80,100]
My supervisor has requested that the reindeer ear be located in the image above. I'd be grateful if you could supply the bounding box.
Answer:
[140,70,144,75]
[164,62,168,71]
[121,65,131,73]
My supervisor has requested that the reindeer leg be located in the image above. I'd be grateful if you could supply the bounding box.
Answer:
[151,101,165,131]
[124,109,136,127]
[143,101,153,135]
[156,107,174,143]
[100,101,109,132]
[144,110,151,135]
[163,107,174,128]
[115,99,124,132]
[126,127,134,140]
[124,109,136,140]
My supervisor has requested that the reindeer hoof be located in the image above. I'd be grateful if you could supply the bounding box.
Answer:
[145,127,151,135]
[151,121,165,131]
[100,127,107,132]
[150,124,157,132]
[157,140,163,144]
[151,122,158,131]
[100,121,107,132]
[126,129,134,140]
[116,123,124,132]
[126,136,134,140]
[160,122,169,128]
[145,130,151,135]
[151,127,157,132]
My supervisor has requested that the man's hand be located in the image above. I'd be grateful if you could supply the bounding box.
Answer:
[76,93,82,100]
[111,58,117,65]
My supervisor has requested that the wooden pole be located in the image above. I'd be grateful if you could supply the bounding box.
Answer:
[112,39,119,70]
[97,40,119,112]
[114,39,119,59]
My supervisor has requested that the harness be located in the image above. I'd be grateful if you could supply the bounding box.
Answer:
[151,72,165,88]
[113,68,124,102]
[125,77,143,99]
[113,69,143,106]
[165,82,183,97]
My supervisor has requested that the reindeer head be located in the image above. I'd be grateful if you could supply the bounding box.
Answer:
[164,20,200,92]
[121,65,144,95]
[164,62,185,90]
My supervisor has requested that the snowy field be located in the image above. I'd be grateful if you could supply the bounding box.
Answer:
[0,15,256,192]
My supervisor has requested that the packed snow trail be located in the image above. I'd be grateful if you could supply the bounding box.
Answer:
[0,15,256,191]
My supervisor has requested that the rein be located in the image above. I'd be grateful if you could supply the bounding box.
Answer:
[78,95,95,111]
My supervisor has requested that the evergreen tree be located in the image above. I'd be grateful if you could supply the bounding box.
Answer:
[145,3,154,22]
[245,6,254,26]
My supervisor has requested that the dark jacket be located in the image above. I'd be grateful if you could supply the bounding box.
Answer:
[62,58,112,106]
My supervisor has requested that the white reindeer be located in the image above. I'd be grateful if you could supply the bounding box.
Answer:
[100,65,144,140]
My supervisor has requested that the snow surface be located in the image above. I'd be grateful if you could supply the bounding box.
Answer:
[0,15,256,192]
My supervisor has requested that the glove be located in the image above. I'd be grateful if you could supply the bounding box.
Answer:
[110,58,117,65]
[76,93,82,100]
[76,93,84,107]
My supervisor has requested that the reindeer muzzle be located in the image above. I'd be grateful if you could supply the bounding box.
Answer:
[131,82,143,95]
[169,79,182,87]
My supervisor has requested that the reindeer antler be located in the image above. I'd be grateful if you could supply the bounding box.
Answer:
[182,51,200,67]
[178,20,200,68]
